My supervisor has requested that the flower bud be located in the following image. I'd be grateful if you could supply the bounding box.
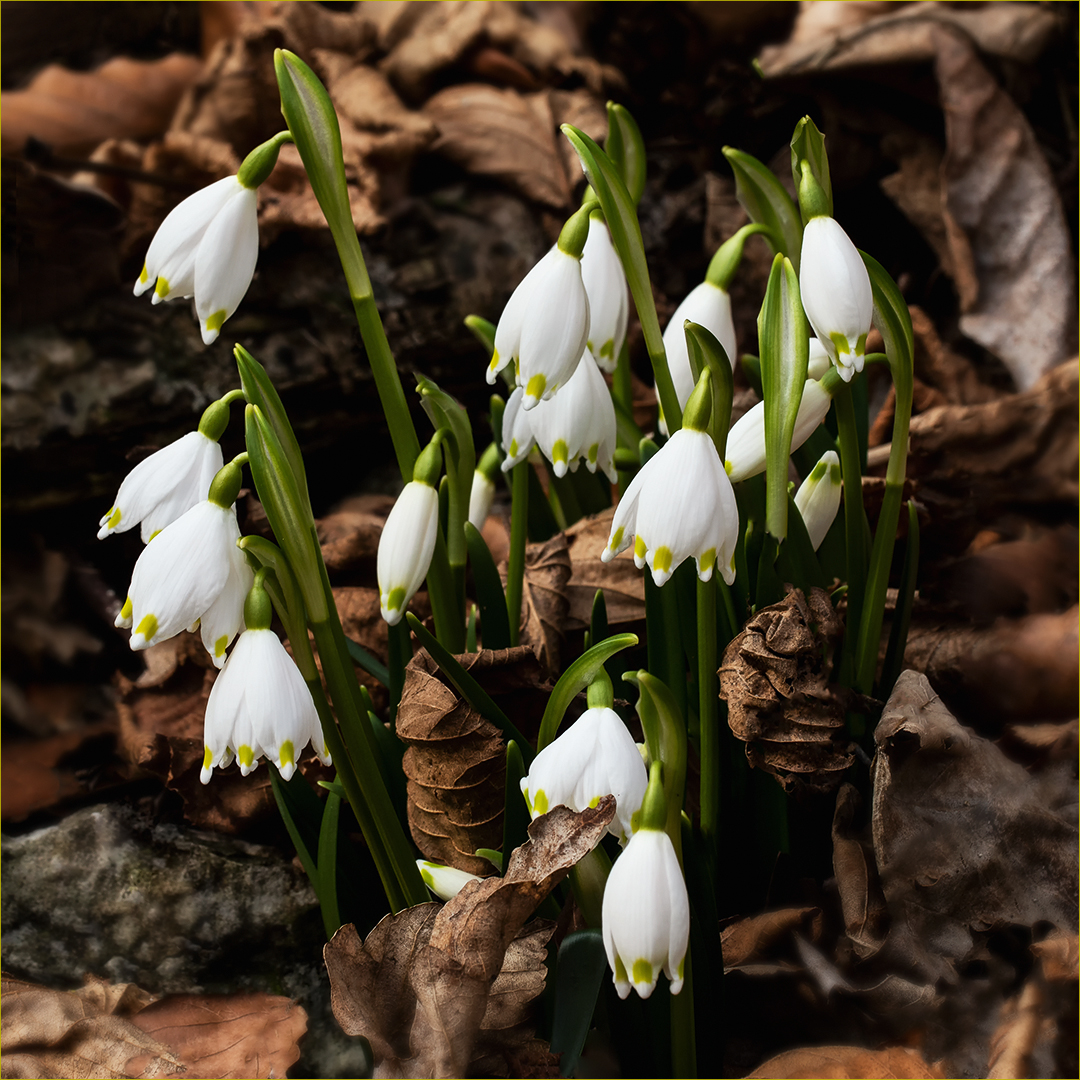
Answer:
[377,480,439,626]
[794,450,842,550]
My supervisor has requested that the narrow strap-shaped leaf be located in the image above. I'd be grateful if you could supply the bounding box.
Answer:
[537,633,640,751]
[344,636,390,687]
[316,789,342,935]
[776,492,827,590]
[684,321,735,460]
[550,929,609,1078]
[606,103,647,206]
[878,501,920,701]
[406,613,531,756]
[464,522,511,649]
[501,740,530,873]
[464,314,496,356]
[722,147,803,271]
[790,116,833,220]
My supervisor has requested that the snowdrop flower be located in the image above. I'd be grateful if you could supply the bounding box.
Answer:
[581,215,628,373]
[521,706,648,843]
[378,442,442,626]
[201,580,329,784]
[799,215,873,382]
[602,826,689,1000]
[725,379,833,484]
[795,450,842,550]
[806,336,832,381]
[514,349,618,483]
[134,132,291,346]
[468,443,502,530]
[499,387,536,469]
[604,369,738,587]
[659,280,736,430]
[487,204,593,409]
[120,461,252,667]
[417,860,484,900]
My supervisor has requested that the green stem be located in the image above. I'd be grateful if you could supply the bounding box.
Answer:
[670,953,697,1079]
[506,462,529,646]
[425,525,464,653]
[696,577,719,865]
[833,381,868,680]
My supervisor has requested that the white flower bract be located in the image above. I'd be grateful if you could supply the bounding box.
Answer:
[604,427,738,587]
[134,175,260,346]
[124,500,253,665]
[377,480,439,626]
[725,379,833,484]
[795,450,843,550]
[487,246,590,409]
[581,220,629,373]
[200,627,329,784]
[98,431,223,543]
[601,827,690,1000]
[799,216,873,382]
[520,707,648,843]
[660,281,737,424]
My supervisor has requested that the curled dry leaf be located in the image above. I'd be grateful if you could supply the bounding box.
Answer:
[517,532,572,672]
[719,586,854,795]
[563,508,646,632]
[319,494,396,573]
[326,799,613,1078]
[933,28,1078,390]
[986,978,1046,1080]
[831,783,890,962]
[1031,929,1080,984]
[721,907,824,970]
[744,1044,943,1079]
[872,672,1079,961]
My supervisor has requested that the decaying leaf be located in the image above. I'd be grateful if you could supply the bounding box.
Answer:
[744,1044,943,1079]
[721,907,824,969]
[986,978,1047,1080]
[517,532,572,671]
[872,672,1079,961]
[831,783,890,962]
[397,646,548,875]
[719,586,854,795]
[563,508,646,632]
[1032,930,1080,984]
[326,799,613,1078]
[934,29,1078,390]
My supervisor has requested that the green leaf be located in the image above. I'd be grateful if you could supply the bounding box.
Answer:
[464,314,496,356]
[684,321,734,460]
[316,789,342,935]
[758,255,809,540]
[561,124,681,432]
[406,613,532,757]
[878,501,919,700]
[550,929,608,1077]
[501,740,530,873]
[776,492,827,590]
[722,147,803,271]
[790,116,833,221]
[344,636,390,687]
[536,633,640,751]
[606,103,647,206]
[465,522,511,649]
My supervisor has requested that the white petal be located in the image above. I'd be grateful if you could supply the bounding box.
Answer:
[582,221,629,373]
[489,248,551,384]
[661,281,737,412]
[199,530,252,666]
[794,450,842,550]
[377,482,439,625]
[468,472,496,530]
[500,387,536,470]
[195,185,260,345]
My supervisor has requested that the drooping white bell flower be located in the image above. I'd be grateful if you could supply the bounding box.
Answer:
[98,431,223,543]
[522,349,618,483]
[806,336,832,381]
[603,371,738,588]
[417,860,484,900]
[659,280,737,429]
[602,825,690,1000]
[499,387,537,471]
[725,379,833,484]
[135,175,259,346]
[520,706,648,843]
[794,450,843,550]
[581,217,629,373]
[123,483,252,666]
[468,470,496,531]
[799,215,873,382]
[200,627,329,784]
[377,480,439,626]
[487,245,590,409]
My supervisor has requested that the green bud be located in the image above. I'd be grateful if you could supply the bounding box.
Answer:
[198,399,231,442]
[237,130,294,189]
[413,437,443,488]
[682,366,713,434]
[638,760,667,832]
[586,666,614,710]
[208,460,243,508]
[477,441,502,482]
[243,573,273,630]
[557,200,598,260]
[797,160,831,223]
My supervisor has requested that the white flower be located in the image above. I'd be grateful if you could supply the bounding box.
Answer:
[98,431,223,543]
[134,175,259,346]
[799,216,873,382]
[499,387,536,470]
[725,379,833,484]
[807,336,832,381]
[581,220,629,373]
[660,281,737,422]
[795,450,843,550]
[200,627,329,783]
[521,349,618,483]
[378,480,439,626]
[601,827,690,1000]
[417,860,484,900]
[603,427,738,587]
[487,246,590,409]
[468,470,496,531]
[520,707,648,843]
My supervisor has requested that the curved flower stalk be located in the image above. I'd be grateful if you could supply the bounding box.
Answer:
[799,215,873,382]
[521,705,648,843]
[505,350,618,482]
[725,378,832,483]
[118,461,252,667]
[604,370,738,587]
[487,204,594,409]
[581,215,629,373]
[134,133,291,346]
[660,281,737,425]
[794,449,843,550]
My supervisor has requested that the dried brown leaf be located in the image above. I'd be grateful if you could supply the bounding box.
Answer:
[424,84,571,208]
[744,1044,943,1079]
[318,494,396,572]
[831,783,890,961]
[129,992,307,1079]
[564,508,646,632]
[326,800,612,1077]
[1032,929,1080,982]
[721,907,823,969]
[719,586,854,794]
[934,29,1078,389]
[518,532,572,671]
[986,979,1046,1080]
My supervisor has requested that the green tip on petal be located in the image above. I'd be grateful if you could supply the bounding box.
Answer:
[119,596,133,621]
[154,277,170,299]
[237,745,255,769]
[214,634,229,658]
[633,536,647,560]
[525,373,547,401]
[608,526,624,553]
[202,745,214,770]
[532,789,549,816]
[488,348,500,374]
[632,959,654,986]
[134,613,158,643]
[652,546,673,575]
[279,740,295,768]
[205,309,228,334]
[552,438,569,467]
[138,265,149,285]
[614,954,629,984]
[384,585,406,616]
[105,506,122,530]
